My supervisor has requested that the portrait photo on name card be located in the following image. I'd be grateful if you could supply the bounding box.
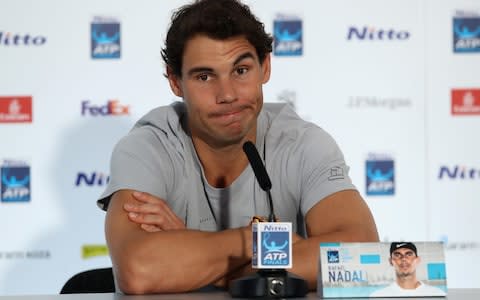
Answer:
[318,242,447,298]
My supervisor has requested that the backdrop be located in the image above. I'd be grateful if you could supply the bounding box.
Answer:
[1,0,479,295]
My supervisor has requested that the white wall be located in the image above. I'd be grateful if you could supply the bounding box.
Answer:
[0,0,479,295]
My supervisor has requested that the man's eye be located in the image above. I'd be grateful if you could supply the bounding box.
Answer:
[236,67,248,75]
[197,74,209,81]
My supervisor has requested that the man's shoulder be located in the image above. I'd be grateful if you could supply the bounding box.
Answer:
[135,101,186,130]
[123,102,187,146]
[262,102,323,138]
[262,102,337,152]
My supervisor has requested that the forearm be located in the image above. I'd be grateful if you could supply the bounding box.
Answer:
[111,227,251,294]
[106,189,253,294]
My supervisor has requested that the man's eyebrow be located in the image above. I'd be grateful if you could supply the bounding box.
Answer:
[187,66,214,77]
[233,52,256,66]
[186,52,256,76]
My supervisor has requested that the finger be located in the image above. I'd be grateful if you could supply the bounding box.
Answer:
[131,195,185,228]
[160,206,186,229]
[140,224,161,233]
[128,211,183,231]
[124,202,163,214]
[129,191,186,230]
[127,211,164,225]
[124,201,184,229]
[130,192,177,216]
[132,191,166,205]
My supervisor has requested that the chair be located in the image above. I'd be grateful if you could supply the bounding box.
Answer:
[60,267,115,294]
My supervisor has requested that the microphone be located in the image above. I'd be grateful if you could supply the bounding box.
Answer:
[228,141,308,298]
[243,141,275,222]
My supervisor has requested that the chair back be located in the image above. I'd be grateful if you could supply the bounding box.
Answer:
[60,267,114,294]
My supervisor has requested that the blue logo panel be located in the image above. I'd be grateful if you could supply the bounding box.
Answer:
[91,22,121,59]
[1,165,31,202]
[366,159,395,196]
[453,17,480,53]
[274,19,302,56]
[261,231,289,266]
[327,250,340,263]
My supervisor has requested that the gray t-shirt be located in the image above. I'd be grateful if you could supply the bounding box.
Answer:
[98,102,356,235]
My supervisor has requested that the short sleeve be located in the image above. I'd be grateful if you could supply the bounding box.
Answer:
[97,128,175,210]
[297,127,357,216]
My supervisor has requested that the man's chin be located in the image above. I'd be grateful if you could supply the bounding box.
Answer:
[397,271,414,278]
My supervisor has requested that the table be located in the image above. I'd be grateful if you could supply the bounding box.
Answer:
[0,289,478,300]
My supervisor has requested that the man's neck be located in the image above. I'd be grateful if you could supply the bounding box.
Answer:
[191,136,255,188]
[396,275,421,290]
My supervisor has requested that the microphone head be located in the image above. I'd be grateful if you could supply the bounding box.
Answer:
[243,141,272,191]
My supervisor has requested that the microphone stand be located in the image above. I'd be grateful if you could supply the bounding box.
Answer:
[229,142,309,298]
[229,267,308,298]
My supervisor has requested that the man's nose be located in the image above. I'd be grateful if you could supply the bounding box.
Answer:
[216,78,237,104]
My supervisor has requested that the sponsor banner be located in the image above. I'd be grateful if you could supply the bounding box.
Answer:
[75,171,110,187]
[347,96,412,110]
[273,15,302,56]
[0,31,46,46]
[0,250,50,260]
[347,26,410,41]
[438,165,480,180]
[91,16,121,59]
[453,11,480,53]
[82,244,109,259]
[451,89,480,115]
[81,100,129,116]
[365,154,395,196]
[0,96,32,123]
[1,159,31,203]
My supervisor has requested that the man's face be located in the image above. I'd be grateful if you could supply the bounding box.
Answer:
[389,248,420,278]
[168,35,271,148]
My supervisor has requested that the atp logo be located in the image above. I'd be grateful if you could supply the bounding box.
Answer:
[366,155,395,196]
[327,250,340,263]
[1,160,31,203]
[91,17,121,59]
[273,16,302,56]
[453,16,480,53]
[261,232,289,266]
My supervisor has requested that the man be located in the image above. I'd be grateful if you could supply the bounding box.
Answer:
[98,0,379,294]
[370,242,446,297]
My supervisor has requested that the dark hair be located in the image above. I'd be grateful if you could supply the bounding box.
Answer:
[161,0,273,77]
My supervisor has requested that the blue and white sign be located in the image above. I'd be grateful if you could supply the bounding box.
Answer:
[252,222,292,269]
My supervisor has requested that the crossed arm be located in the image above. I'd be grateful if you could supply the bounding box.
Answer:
[105,189,378,294]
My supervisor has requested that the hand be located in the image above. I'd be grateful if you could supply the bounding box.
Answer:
[123,191,186,232]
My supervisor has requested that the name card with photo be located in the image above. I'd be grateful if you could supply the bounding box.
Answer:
[318,242,447,298]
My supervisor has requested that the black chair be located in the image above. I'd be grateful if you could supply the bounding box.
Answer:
[60,267,115,294]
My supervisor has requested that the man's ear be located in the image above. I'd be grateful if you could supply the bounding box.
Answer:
[415,256,421,265]
[389,257,393,266]
[166,67,183,97]
[261,53,271,84]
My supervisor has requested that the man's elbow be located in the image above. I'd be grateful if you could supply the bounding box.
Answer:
[113,253,173,295]
[115,262,153,294]
[357,222,379,242]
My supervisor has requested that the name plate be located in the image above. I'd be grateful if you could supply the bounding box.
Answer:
[318,242,447,298]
